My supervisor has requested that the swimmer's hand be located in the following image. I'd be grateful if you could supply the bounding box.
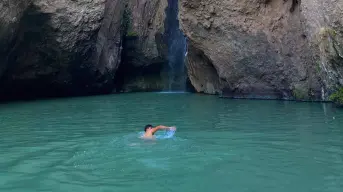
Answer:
[151,125,176,134]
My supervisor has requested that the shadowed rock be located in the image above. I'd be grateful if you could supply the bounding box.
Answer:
[0,0,124,100]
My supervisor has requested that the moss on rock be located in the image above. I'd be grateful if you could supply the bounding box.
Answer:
[292,86,308,101]
[329,87,343,107]
[126,31,138,37]
[122,75,164,92]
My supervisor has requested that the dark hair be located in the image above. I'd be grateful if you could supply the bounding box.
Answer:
[144,124,153,132]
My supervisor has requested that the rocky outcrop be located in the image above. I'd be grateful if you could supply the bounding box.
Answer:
[124,0,168,67]
[115,0,170,92]
[301,0,343,99]
[0,0,124,100]
[1,0,342,101]
[180,0,343,100]
[0,0,30,78]
[0,0,173,100]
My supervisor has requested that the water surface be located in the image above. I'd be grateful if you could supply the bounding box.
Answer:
[0,93,342,192]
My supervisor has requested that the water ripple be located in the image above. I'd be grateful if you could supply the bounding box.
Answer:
[0,93,343,192]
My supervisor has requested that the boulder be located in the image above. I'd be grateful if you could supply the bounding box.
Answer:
[179,0,334,100]
[0,0,124,100]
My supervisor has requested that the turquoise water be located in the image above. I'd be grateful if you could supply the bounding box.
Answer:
[0,93,343,192]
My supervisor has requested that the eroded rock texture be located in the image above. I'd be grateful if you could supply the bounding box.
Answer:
[115,0,169,92]
[125,0,168,67]
[0,0,124,100]
[1,0,342,101]
[301,0,343,99]
[0,0,30,78]
[180,0,343,100]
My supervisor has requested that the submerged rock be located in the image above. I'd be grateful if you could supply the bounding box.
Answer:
[180,0,343,101]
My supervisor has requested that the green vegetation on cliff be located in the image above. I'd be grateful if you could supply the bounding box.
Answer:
[126,31,138,37]
[292,88,307,100]
[329,88,343,107]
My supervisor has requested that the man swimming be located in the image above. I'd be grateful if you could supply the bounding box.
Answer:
[141,124,176,139]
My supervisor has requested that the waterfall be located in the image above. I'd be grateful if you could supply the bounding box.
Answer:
[164,0,187,92]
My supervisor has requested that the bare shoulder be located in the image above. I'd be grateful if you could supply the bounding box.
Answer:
[141,132,155,139]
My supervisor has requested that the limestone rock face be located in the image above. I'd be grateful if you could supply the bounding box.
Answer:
[0,0,124,100]
[0,0,30,78]
[116,0,170,91]
[301,0,343,98]
[0,0,170,100]
[124,0,168,67]
[2,0,342,101]
[180,0,342,100]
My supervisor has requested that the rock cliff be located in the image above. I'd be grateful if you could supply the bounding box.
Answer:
[300,0,343,99]
[1,0,342,101]
[0,0,30,79]
[0,0,121,100]
[114,0,169,92]
[180,0,343,100]
[0,0,170,99]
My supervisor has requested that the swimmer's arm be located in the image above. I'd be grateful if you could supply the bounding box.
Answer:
[151,125,170,133]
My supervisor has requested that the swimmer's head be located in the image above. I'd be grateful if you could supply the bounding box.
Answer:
[144,124,153,132]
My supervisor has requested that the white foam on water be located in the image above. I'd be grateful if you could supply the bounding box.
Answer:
[158,91,189,94]
[137,129,176,140]
[156,129,176,139]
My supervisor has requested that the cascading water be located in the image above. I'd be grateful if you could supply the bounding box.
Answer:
[164,0,188,92]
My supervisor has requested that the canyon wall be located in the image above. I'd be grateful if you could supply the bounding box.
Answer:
[115,0,169,92]
[0,0,119,99]
[0,0,30,79]
[0,0,168,100]
[180,0,343,100]
[1,0,342,101]
[300,0,343,99]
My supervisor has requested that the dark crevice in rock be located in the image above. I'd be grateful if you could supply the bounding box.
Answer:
[113,3,165,92]
[114,59,165,92]
[289,0,299,12]
[186,43,221,94]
